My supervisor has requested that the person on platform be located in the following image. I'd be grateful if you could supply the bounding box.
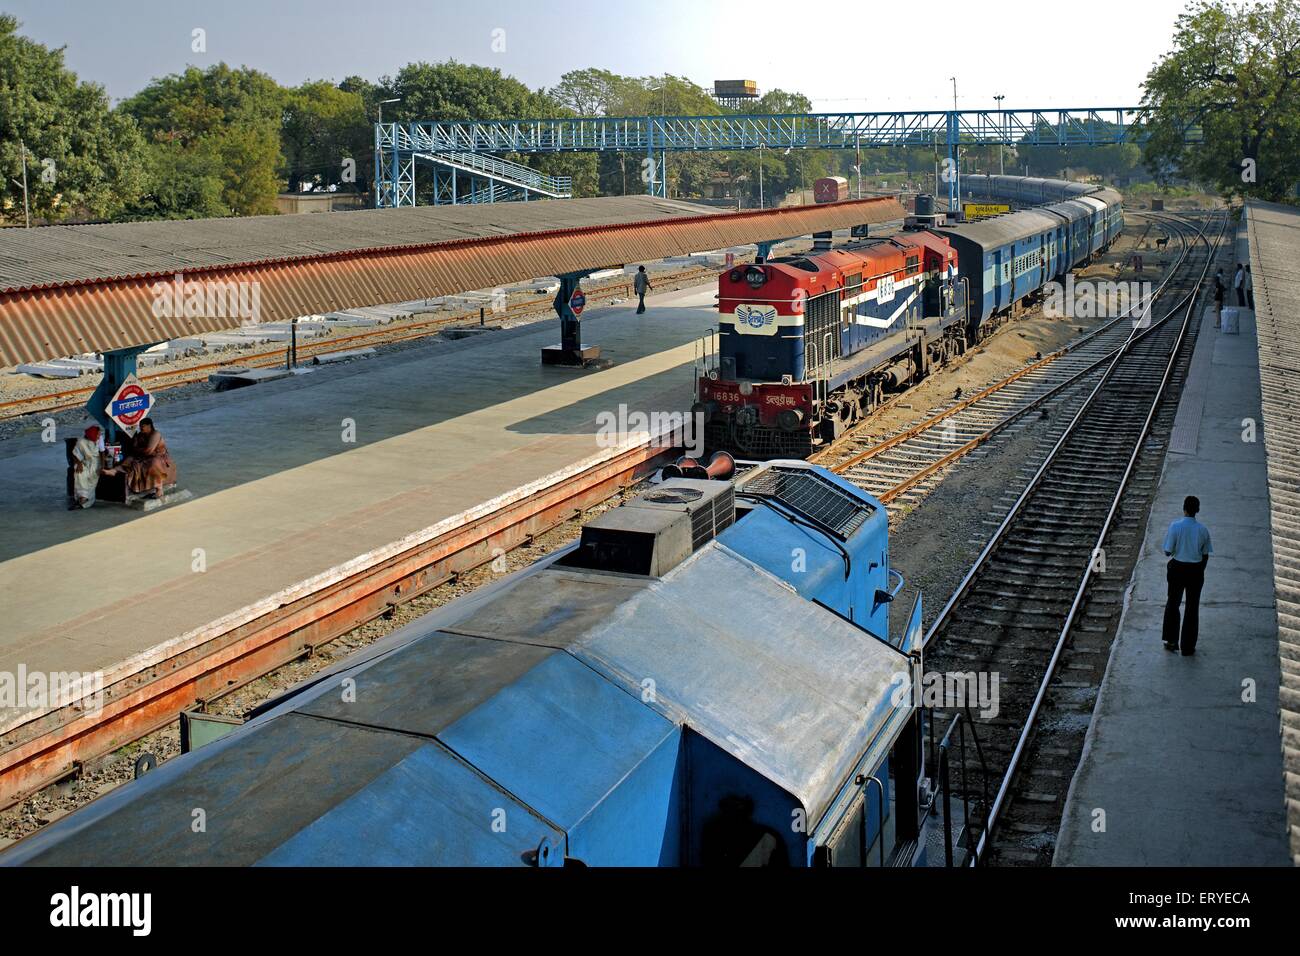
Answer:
[1245,265,1254,309]
[1162,495,1213,656]
[1213,268,1225,327]
[634,265,651,314]
[1234,263,1246,306]
[102,417,173,502]
[71,425,103,510]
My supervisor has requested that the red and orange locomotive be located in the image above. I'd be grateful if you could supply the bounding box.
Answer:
[696,231,969,458]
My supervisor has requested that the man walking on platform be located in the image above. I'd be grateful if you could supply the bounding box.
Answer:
[1234,263,1246,306]
[1162,495,1213,655]
[1213,268,1225,327]
[634,265,651,314]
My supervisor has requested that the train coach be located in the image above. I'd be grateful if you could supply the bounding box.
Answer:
[698,175,1125,459]
[965,174,1125,255]
[1,461,952,869]
[814,176,851,203]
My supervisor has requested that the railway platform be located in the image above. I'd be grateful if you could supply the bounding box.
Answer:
[0,282,715,802]
[1055,205,1296,866]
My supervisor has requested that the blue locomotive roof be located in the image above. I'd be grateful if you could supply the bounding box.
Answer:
[2,467,912,867]
[935,208,1063,248]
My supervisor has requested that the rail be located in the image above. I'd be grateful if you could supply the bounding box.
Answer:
[970,210,1226,863]
[921,708,990,867]
[829,214,1193,496]
[2,263,724,421]
[919,212,1213,645]
[913,211,1226,863]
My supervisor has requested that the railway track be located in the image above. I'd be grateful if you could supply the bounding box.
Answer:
[820,213,1188,514]
[912,209,1228,866]
[0,264,722,421]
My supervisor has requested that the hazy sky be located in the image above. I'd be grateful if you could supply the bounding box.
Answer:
[7,0,1198,110]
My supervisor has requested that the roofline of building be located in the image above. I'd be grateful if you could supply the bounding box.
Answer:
[1,196,904,368]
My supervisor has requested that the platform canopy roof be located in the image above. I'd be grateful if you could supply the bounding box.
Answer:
[0,194,905,368]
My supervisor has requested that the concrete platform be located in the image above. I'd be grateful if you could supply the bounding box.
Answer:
[1055,231,1291,865]
[0,283,716,735]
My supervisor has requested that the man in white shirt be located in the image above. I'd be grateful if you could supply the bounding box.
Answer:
[1162,495,1213,655]
[1234,263,1246,306]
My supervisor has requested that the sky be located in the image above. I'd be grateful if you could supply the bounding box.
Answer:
[6,0,1200,111]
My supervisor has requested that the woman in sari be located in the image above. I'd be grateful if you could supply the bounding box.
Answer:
[71,425,102,509]
[104,417,173,501]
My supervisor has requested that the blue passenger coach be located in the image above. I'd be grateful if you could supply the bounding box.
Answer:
[942,175,1124,325]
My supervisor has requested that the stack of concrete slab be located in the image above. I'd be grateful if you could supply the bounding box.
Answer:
[626,260,694,274]
[501,278,561,295]
[13,355,104,378]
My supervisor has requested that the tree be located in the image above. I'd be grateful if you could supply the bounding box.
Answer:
[382,60,552,123]
[119,139,225,221]
[757,89,812,115]
[549,69,636,117]
[1141,0,1300,201]
[121,63,285,217]
[1015,120,1144,180]
[282,80,370,193]
[0,14,146,224]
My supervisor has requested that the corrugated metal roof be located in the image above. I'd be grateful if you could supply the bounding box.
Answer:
[0,195,904,367]
[1245,200,1300,864]
[0,196,711,292]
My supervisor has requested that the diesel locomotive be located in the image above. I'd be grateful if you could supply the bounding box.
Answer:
[696,175,1124,458]
[2,460,962,868]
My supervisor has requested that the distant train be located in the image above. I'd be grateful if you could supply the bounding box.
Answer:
[814,176,851,203]
[2,460,948,868]
[697,175,1124,458]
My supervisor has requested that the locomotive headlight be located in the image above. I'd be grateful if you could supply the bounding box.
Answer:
[744,266,767,289]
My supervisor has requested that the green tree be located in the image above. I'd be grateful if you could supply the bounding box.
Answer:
[382,60,551,122]
[119,139,225,221]
[0,14,146,224]
[282,80,370,193]
[549,68,638,117]
[1141,0,1300,201]
[121,63,286,217]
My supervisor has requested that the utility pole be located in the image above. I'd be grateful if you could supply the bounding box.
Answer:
[855,136,862,198]
[18,139,31,228]
[950,78,960,209]
[994,94,1005,175]
[377,97,400,126]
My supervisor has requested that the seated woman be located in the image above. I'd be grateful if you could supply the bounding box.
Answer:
[71,425,103,509]
[102,417,174,502]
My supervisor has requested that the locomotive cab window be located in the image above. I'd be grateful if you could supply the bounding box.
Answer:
[905,255,919,276]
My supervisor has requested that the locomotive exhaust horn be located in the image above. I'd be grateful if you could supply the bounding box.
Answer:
[660,450,735,481]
